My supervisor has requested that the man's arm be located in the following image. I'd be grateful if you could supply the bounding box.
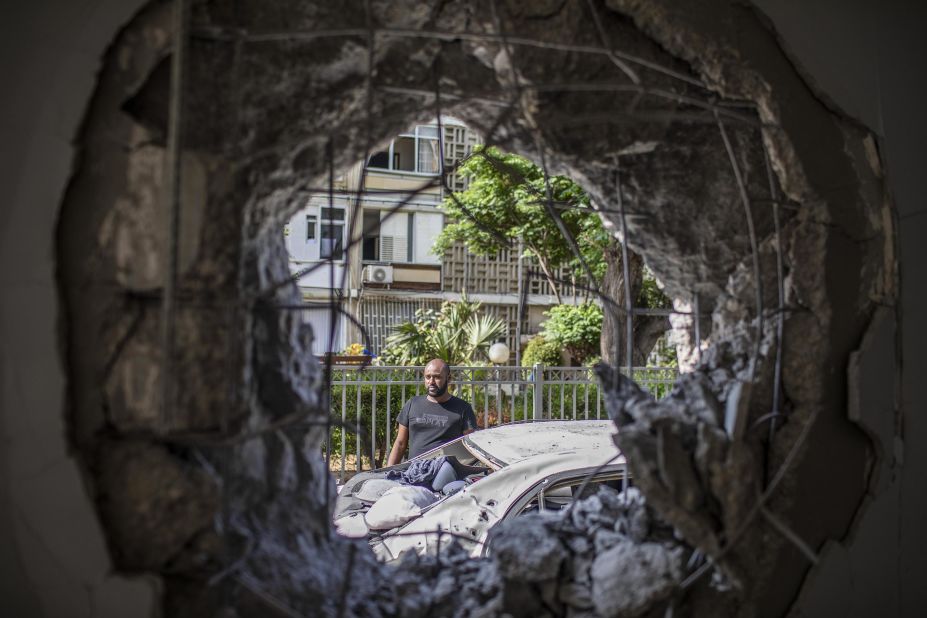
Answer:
[386,424,409,467]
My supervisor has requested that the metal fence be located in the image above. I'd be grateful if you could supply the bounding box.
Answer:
[325,364,678,481]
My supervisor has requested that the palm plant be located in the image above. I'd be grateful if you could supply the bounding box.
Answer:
[463,313,507,364]
[379,318,434,366]
[379,298,506,366]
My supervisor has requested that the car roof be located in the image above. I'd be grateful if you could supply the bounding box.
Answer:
[463,419,618,466]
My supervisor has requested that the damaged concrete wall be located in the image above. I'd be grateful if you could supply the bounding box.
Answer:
[0,1,157,615]
[583,4,893,616]
[1,0,924,616]
[752,2,927,615]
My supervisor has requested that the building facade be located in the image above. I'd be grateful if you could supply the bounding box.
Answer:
[285,118,589,358]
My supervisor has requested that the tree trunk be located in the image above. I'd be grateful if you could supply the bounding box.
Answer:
[600,239,669,367]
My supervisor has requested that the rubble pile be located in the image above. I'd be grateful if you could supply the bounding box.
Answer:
[494,487,686,618]
[596,363,761,590]
[372,486,691,618]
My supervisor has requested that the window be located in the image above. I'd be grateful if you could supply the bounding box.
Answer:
[321,207,345,221]
[393,137,415,171]
[416,125,440,174]
[364,124,444,175]
[306,214,317,241]
[367,151,389,169]
[320,207,345,261]
[378,211,410,263]
[362,210,380,261]
[510,472,627,517]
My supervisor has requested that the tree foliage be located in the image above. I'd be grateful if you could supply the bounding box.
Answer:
[435,146,608,299]
[378,298,506,366]
[640,267,672,312]
[520,335,563,367]
[435,145,673,366]
[540,302,604,365]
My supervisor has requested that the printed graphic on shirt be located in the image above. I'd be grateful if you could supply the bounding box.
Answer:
[409,413,450,427]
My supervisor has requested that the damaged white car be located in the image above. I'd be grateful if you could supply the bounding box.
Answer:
[332,420,627,562]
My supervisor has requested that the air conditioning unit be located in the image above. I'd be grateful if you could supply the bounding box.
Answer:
[364,264,394,284]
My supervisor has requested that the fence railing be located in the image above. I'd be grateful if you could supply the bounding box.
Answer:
[324,364,679,482]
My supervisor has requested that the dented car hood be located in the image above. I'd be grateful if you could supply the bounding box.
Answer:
[461,420,618,467]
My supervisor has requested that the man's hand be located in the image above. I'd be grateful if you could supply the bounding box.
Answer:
[386,424,409,467]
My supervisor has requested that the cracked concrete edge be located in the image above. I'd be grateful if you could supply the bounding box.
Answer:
[846,307,898,496]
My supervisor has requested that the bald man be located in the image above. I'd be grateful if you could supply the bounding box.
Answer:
[386,359,478,466]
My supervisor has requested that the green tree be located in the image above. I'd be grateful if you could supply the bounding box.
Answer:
[436,146,671,366]
[434,146,607,302]
[378,298,506,366]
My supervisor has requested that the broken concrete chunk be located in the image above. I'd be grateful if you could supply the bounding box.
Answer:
[620,505,651,544]
[595,528,628,554]
[657,423,703,511]
[679,372,725,426]
[568,535,592,555]
[591,540,684,618]
[560,580,595,610]
[491,513,568,582]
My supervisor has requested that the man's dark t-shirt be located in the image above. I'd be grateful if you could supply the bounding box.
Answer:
[397,395,478,459]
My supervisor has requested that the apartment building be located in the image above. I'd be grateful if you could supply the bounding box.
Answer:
[285,118,588,358]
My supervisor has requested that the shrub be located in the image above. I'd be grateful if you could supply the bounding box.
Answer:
[521,335,562,367]
[540,302,603,364]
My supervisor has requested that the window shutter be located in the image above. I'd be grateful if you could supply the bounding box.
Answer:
[380,235,408,262]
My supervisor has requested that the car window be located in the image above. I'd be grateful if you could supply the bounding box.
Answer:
[512,473,627,516]
[478,470,628,558]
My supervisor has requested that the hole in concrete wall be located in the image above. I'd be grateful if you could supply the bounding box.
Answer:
[55,1,894,616]
[284,117,684,477]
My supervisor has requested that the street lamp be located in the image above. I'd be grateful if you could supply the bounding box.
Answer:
[488,342,510,365]
[488,342,510,426]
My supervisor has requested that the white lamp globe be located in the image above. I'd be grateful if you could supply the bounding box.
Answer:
[488,342,510,364]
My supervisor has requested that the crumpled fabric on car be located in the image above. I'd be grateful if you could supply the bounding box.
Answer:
[333,512,369,538]
[440,480,467,496]
[354,478,403,503]
[386,456,447,486]
[364,485,439,530]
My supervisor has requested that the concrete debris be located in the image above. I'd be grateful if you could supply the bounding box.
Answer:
[591,541,683,617]
[491,512,569,582]
[596,366,729,560]
[217,479,689,618]
[490,486,687,618]
[392,543,504,618]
